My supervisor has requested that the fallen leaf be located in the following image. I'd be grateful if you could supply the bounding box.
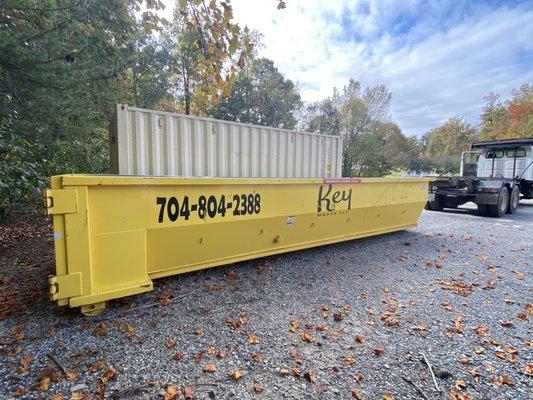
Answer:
[345,356,357,365]
[289,320,300,332]
[225,271,238,281]
[415,323,427,332]
[11,387,28,397]
[183,386,195,399]
[454,379,467,389]
[252,351,263,362]
[355,335,365,344]
[383,393,394,400]
[65,370,79,380]
[166,338,177,348]
[90,359,106,373]
[524,364,533,376]
[333,313,344,321]
[252,384,264,393]
[373,347,386,356]
[163,385,181,400]
[231,370,244,380]
[300,332,315,343]
[353,373,364,382]
[122,323,134,336]
[469,368,481,378]
[279,369,291,376]
[459,357,470,365]
[36,376,50,391]
[500,321,514,328]
[173,352,184,361]
[304,371,316,383]
[100,367,117,383]
[92,323,108,337]
[473,324,488,337]
[203,364,217,373]
[351,388,362,399]
[247,335,260,344]
[19,354,35,373]
[194,327,205,336]
[452,315,465,334]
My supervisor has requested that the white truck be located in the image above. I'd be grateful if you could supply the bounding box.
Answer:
[426,138,533,217]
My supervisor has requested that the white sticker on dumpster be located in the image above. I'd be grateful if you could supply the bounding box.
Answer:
[53,232,62,240]
[286,216,295,227]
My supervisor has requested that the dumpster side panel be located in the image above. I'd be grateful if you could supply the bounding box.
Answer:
[47,176,428,311]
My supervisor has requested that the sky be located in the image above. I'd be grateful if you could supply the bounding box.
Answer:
[162,0,533,136]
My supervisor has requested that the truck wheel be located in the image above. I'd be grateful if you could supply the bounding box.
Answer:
[477,204,489,216]
[506,186,519,214]
[426,199,443,211]
[486,186,509,218]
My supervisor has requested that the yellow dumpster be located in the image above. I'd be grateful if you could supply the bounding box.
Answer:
[44,175,429,315]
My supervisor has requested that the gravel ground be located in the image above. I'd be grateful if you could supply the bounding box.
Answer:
[1,201,532,400]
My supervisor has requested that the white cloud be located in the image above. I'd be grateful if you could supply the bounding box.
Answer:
[231,0,533,135]
[163,0,533,135]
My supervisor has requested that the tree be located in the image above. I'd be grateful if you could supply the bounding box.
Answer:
[211,58,302,128]
[305,79,392,175]
[479,84,533,140]
[347,122,414,177]
[167,0,255,115]
[0,0,164,216]
[422,117,477,173]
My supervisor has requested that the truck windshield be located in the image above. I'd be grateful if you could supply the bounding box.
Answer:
[506,148,526,158]
[486,150,504,159]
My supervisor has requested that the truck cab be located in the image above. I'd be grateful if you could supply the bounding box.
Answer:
[427,138,533,218]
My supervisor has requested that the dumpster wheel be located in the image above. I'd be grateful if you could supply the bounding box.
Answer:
[81,301,106,316]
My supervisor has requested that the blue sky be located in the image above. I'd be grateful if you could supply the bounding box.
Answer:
[164,1,533,136]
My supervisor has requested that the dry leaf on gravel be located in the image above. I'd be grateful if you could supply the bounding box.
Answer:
[122,323,134,336]
[351,388,362,399]
[203,364,217,373]
[99,367,117,384]
[304,371,316,383]
[353,374,364,382]
[18,354,34,373]
[65,371,79,380]
[252,384,264,393]
[355,335,365,344]
[184,386,195,399]
[449,388,472,400]
[473,324,488,337]
[173,352,184,361]
[163,386,181,400]
[500,320,515,328]
[231,370,244,380]
[90,359,106,373]
[92,323,108,337]
[36,376,50,391]
[452,315,465,334]
[247,335,261,344]
[373,347,386,356]
[166,338,177,348]
[289,321,299,332]
[300,332,315,343]
[383,393,394,400]
[524,364,533,375]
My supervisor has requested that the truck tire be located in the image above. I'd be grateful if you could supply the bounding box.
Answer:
[477,204,489,216]
[486,186,509,218]
[425,199,443,211]
[506,186,520,214]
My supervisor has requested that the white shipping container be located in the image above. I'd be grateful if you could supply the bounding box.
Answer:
[110,105,343,178]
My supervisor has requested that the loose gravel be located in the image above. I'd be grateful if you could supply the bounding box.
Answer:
[1,201,532,399]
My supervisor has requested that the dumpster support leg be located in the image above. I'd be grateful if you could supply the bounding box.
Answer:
[81,301,106,316]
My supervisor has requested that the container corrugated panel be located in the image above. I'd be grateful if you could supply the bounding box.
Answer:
[110,104,343,178]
